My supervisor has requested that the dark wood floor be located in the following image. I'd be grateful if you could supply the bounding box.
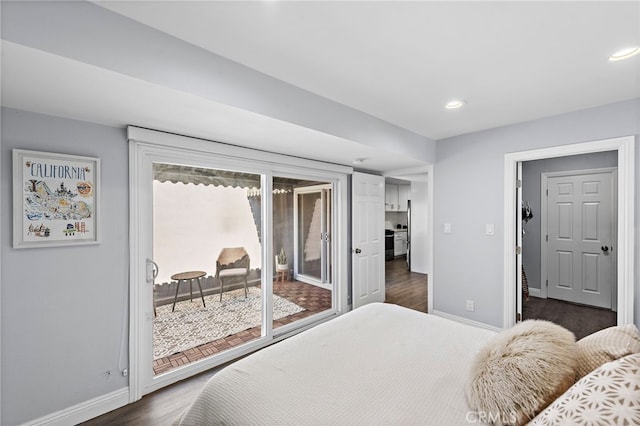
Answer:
[81,368,217,426]
[82,257,427,425]
[385,256,428,313]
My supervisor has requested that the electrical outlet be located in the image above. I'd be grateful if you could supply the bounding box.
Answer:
[122,368,128,377]
[466,300,475,312]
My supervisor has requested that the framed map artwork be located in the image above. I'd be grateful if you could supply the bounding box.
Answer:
[13,149,101,248]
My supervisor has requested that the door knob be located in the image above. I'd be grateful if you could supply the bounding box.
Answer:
[601,246,609,252]
[354,248,362,254]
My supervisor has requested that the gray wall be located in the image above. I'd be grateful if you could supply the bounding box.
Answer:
[1,108,129,425]
[433,98,640,328]
[522,152,618,291]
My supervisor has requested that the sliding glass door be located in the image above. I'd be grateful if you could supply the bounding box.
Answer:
[129,129,349,399]
[150,167,337,374]
[151,164,263,376]
[272,179,333,332]
[294,185,332,289]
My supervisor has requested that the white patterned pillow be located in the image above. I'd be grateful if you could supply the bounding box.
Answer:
[574,324,640,379]
[528,353,640,425]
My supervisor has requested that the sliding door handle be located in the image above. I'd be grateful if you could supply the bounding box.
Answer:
[146,259,159,283]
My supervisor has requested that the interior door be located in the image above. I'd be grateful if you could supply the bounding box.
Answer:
[546,171,616,308]
[351,172,385,308]
[516,162,523,322]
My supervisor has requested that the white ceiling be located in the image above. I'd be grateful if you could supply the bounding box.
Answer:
[2,1,639,173]
[96,1,640,140]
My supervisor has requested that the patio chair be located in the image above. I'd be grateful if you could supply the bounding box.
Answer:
[216,247,250,301]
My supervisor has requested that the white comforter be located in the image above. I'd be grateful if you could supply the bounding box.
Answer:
[174,303,496,425]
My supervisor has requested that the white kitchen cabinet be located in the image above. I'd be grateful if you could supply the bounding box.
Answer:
[385,184,399,211]
[386,184,410,211]
[394,231,408,256]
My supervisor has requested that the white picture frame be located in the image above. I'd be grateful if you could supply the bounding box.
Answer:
[13,149,101,249]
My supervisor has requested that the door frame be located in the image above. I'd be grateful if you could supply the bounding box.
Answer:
[540,168,618,307]
[128,126,351,402]
[504,135,635,329]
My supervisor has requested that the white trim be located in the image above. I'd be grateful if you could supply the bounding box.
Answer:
[261,173,274,341]
[128,127,352,401]
[0,90,3,425]
[431,310,503,333]
[528,287,542,297]
[22,388,129,426]
[127,140,144,403]
[128,126,352,175]
[504,136,635,329]
[538,171,549,296]
[516,162,523,319]
[383,165,432,177]
[426,165,434,313]
[540,167,617,307]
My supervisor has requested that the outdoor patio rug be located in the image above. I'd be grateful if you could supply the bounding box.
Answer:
[153,286,305,359]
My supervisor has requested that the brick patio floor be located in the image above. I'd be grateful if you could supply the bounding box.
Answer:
[153,279,331,375]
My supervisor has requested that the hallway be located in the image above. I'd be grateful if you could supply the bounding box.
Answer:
[385,256,428,313]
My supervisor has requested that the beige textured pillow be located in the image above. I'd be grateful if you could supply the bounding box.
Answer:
[467,320,577,426]
[529,353,640,425]
[575,324,640,379]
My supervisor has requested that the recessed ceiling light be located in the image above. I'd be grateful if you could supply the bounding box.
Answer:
[445,100,466,110]
[609,46,640,62]
[352,158,366,165]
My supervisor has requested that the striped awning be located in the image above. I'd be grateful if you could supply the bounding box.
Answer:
[153,163,323,192]
[153,164,261,189]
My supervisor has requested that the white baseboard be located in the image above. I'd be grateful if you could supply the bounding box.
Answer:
[24,387,129,426]
[432,310,503,332]
[528,288,542,297]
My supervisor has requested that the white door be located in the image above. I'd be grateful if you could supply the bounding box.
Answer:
[352,172,385,308]
[545,170,616,308]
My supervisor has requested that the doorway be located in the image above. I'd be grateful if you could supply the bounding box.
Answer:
[519,157,618,338]
[504,135,635,330]
[385,257,428,312]
[382,172,431,312]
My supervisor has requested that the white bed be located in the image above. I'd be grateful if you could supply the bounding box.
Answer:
[174,303,496,425]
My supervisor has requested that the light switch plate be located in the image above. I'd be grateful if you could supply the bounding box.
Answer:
[485,224,495,236]
[444,223,452,233]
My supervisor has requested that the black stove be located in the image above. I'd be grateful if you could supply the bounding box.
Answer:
[385,229,394,260]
